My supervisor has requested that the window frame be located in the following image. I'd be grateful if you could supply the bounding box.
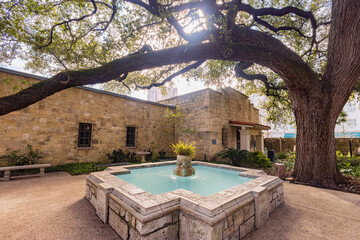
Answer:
[78,123,92,148]
[126,126,136,148]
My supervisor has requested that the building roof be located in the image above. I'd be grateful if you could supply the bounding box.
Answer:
[0,67,175,109]
[229,120,271,130]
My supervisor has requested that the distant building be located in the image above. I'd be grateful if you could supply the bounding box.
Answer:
[147,86,178,102]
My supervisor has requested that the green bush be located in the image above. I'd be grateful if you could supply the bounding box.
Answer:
[217,148,249,167]
[217,148,272,168]
[337,155,360,177]
[46,162,107,175]
[0,145,43,166]
[249,151,272,168]
[276,153,288,160]
[277,159,295,171]
[337,156,360,167]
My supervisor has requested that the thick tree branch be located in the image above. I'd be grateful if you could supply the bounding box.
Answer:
[236,2,317,43]
[235,61,286,97]
[135,60,205,90]
[0,26,316,116]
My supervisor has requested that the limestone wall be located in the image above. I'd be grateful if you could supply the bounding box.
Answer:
[0,71,175,165]
[160,88,262,159]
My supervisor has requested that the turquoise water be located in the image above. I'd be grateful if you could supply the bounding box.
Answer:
[116,165,252,196]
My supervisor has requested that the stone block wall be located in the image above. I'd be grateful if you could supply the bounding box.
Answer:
[85,162,284,240]
[179,201,256,240]
[160,88,262,159]
[0,71,175,165]
[108,197,179,239]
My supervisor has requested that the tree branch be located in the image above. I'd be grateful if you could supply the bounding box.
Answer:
[37,0,99,48]
[135,60,205,90]
[235,61,287,97]
[0,25,317,116]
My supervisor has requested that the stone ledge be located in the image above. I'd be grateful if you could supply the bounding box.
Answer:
[86,161,284,239]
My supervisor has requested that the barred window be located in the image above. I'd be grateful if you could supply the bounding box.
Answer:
[78,123,92,147]
[126,127,136,147]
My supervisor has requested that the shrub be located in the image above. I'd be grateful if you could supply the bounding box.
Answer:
[46,162,106,175]
[106,148,135,163]
[337,155,360,178]
[217,148,272,168]
[172,141,196,158]
[249,151,272,168]
[0,145,43,166]
[276,153,288,160]
[217,148,250,167]
[277,158,295,171]
[337,156,360,167]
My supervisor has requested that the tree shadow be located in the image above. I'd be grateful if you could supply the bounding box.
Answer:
[61,197,120,240]
[245,203,302,240]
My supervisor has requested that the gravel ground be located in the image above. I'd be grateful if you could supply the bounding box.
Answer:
[1,172,359,240]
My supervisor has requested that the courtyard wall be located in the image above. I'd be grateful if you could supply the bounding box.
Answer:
[0,69,175,165]
[160,88,262,160]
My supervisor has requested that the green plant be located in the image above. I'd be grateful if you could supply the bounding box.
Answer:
[278,159,295,171]
[336,151,344,157]
[162,107,196,143]
[248,151,272,168]
[217,148,272,169]
[217,148,250,167]
[337,155,360,178]
[106,148,132,163]
[46,162,106,175]
[171,141,196,158]
[0,145,43,166]
[337,156,360,167]
[276,153,288,160]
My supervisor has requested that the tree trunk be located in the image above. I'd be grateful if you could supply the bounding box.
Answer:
[291,89,346,188]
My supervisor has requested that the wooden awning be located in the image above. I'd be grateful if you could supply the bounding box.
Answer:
[229,120,271,130]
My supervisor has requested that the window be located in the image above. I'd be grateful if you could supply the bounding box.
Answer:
[126,127,136,147]
[78,123,92,148]
[222,128,228,145]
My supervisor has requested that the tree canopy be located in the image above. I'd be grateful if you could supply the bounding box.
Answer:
[0,0,332,101]
[0,0,360,188]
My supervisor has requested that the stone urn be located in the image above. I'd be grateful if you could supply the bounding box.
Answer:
[173,155,195,177]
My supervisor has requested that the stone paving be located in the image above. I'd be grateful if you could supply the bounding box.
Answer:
[0,172,359,240]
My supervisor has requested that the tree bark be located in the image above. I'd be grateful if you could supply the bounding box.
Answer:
[291,89,346,188]
[288,0,360,188]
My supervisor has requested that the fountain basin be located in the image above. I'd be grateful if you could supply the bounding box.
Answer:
[86,161,283,240]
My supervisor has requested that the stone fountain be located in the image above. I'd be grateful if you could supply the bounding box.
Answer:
[173,155,195,177]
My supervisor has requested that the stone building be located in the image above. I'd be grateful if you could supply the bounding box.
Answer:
[0,68,175,165]
[0,67,269,165]
[159,88,270,159]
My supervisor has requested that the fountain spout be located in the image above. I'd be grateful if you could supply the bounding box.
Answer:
[173,155,195,177]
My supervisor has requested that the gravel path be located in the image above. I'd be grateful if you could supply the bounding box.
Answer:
[1,172,359,240]
[0,172,119,240]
